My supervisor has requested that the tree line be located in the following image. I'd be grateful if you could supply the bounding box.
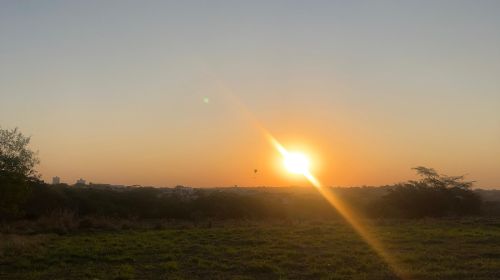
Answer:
[0,127,488,223]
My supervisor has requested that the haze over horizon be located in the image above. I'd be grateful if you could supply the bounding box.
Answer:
[1,1,499,188]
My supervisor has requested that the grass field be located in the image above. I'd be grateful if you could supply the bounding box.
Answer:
[1,219,500,279]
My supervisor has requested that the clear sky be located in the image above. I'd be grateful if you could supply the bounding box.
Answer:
[1,1,499,188]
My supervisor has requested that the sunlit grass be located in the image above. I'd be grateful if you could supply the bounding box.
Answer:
[1,219,499,279]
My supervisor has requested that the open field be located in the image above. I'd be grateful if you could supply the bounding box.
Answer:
[1,219,500,280]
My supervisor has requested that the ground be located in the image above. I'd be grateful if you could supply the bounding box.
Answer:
[1,219,500,279]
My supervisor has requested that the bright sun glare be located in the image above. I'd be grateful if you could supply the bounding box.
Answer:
[283,152,310,175]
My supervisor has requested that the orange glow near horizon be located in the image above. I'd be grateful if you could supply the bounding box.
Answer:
[267,132,410,279]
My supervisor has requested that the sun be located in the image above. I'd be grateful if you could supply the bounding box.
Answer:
[283,151,310,175]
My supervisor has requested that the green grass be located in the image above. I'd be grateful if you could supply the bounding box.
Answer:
[1,219,500,279]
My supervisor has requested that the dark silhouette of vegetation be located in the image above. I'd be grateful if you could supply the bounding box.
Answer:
[0,127,40,220]
[372,167,481,218]
[21,183,333,222]
[14,175,488,227]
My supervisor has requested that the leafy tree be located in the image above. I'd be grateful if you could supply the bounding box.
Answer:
[0,127,39,178]
[0,127,40,219]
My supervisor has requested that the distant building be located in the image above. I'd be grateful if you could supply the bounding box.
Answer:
[174,185,194,196]
[76,178,86,185]
[52,176,60,185]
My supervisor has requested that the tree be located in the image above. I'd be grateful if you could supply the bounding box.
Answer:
[411,166,474,190]
[0,127,39,178]
[0,127,40,219]
[374,167,481,218]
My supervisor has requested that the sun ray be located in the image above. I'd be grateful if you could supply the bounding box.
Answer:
[206,74,410,279]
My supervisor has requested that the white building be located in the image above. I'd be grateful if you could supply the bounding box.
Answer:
[52,176,60,185]
[76,178,86,185]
